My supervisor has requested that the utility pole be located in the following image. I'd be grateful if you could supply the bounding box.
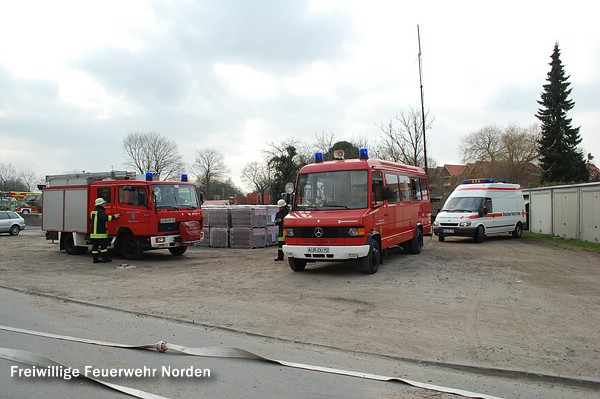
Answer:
[417,25,428,175]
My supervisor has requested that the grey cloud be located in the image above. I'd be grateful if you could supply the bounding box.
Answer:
[152,0,354,68]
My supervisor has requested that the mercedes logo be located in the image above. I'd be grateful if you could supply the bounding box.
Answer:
[314,227,324,238]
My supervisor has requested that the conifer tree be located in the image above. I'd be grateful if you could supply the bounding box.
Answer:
[536,43,588,184]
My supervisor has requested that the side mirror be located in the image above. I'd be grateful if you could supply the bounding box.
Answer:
[285,182,294,194]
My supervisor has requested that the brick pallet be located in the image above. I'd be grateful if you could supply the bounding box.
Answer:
[230,227,267,249]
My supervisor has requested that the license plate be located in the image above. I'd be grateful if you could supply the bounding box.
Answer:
[442,229,454,234]
[307,247,330,253]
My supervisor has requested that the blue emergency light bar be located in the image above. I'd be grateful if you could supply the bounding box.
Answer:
[359,148,369,160]
[181,174,188,182]
[315,152,324,163]
[145,172,154,181]
[462,178,494,184]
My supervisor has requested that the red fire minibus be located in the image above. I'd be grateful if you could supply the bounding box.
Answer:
[283,148,431,274]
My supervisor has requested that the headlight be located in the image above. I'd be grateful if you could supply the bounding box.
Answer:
[459,221,471,227]
[433,220,438,226]
[348,227,365,237]
[284,228,294,237]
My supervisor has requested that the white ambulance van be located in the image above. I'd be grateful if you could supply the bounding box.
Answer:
[433,178,526,243]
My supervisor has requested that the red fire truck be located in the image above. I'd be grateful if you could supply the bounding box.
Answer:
[283,149,431,274]
[42,171,204,259]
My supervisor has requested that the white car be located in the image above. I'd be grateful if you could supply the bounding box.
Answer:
[0,211,26,235]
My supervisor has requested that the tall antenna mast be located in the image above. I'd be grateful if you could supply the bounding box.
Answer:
[417,24,428,175]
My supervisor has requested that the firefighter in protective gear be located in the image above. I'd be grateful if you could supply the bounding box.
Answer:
[274,199,288,261]
[90,198,120,263]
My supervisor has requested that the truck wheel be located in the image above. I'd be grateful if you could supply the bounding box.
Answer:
[21,209,30,215]
[169,246,188,256]
[288,258,307,272]
[361,239,381,274]
[474,225,484,243]
[121,235,142,260]
[9,225,20,236]
[512,222,523,238]
[63,234,87,255]
[408,228,423,254]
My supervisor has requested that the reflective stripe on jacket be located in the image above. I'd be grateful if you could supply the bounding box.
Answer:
[90,206,113,239]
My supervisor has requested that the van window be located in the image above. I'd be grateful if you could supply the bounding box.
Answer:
[399,175,411,202]
[442,197,485,213]
[295,170,368,209]
[483,198,493,214]
[372,171,384,206]
[419,177,430,201]
[385,173,400,203]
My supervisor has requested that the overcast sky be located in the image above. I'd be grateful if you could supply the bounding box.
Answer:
[1,0,598,191]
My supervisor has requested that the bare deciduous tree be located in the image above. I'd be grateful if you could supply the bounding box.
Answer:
[122,131,186,180]
[460,124,541,184]
[194,148,229,199]
[459,125,504,164]
[241,161,271,204]
[0,163,34,191]
[460,124,540,164]
[0,163,20,191]
[314,130,336,154]
[379,107,432,167]
[19,169,42,191]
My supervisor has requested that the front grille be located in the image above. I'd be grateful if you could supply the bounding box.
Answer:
[293,226,347,239]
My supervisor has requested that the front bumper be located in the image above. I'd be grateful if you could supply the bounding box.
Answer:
[283,244,370,261]
[433,226,477,238]
[151,235,184,248]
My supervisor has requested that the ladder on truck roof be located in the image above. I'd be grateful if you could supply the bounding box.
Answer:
[45,171,138,187]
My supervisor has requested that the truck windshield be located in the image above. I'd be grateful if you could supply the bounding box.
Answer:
[441,197,484,213]
[152,184,200,210]
[295,170,368,210]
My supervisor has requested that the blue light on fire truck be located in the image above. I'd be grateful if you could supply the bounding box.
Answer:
[462,178,494,184]
[181,174,188,182]
[315,152,324,163]
[145,172,153,181]
[359,148,369,160]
